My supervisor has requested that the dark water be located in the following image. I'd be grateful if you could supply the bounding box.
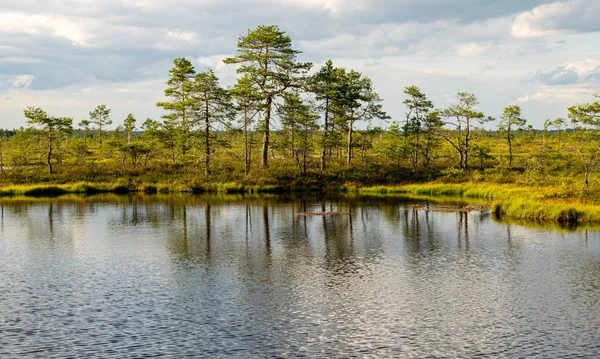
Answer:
[1,194,599,358]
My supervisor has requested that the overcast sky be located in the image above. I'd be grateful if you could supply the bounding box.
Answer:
[1,0,599,129]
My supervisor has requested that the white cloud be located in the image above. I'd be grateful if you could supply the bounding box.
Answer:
[455,42,489,57]
[300,17,511,58]
[12,75,34,89]
[166,29,198,43]
[260,0,366,15]
[0,11,94,46]
[512,0,600,38]
[0,56,43,64]
[196,55,231,71]
[527,59,600,85]
[517,85,596,102]
[0,79,166,127]
[566,59,600,73]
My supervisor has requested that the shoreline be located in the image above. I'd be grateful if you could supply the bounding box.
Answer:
[1,181,600,224]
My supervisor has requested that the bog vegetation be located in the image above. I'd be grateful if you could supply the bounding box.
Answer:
[2,25,600,222]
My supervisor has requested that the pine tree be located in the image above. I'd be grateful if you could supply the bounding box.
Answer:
[156,58,196,157]
[24,106,73,174]
[230,74,262,174]
[124,113,136,143]
[191,69,234,176]
[310,60,339,174]
[402,86,434,170]
[89,104,111,145]
[499,105,527,167]
[224,25,311,167]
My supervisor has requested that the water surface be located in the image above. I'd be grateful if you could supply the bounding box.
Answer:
[1,194,599,358]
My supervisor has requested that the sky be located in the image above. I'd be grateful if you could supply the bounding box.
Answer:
[0,0,599,129]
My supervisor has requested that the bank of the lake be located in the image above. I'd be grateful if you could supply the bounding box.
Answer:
[354,183,600,224]
[2,180,600,224]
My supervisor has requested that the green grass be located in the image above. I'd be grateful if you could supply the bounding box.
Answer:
[350,182,600,224]
[0,181,315,197]
[5,178,600,224]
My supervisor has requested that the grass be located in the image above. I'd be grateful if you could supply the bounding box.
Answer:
[348,182,600,224]
[0,182,135,196]
[4,177,600,224]
[0,181,313,197]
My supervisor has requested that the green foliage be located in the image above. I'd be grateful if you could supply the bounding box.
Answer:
[24,106,73,174]
[230,74,262,174]
[440,92,492,170]
[89,104,111,144]
[224,25,312,167]
[498,105,526,167]
[156,58,196,156]
[402,85,440,170]
[568,94,600,128]
[123,113,136,143]
[191,68,234,175]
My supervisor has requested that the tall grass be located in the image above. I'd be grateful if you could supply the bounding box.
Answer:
[353,182,600,224]
[5,178,600,224]
[0,181,313,197]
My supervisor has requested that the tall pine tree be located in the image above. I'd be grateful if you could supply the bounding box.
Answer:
[224,25,311,167]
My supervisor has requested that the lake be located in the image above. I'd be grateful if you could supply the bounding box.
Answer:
[1,194,599,358]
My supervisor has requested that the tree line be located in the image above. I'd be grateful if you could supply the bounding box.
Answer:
[2,25,600,187]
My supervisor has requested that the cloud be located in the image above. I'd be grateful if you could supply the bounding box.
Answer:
[300,17,511,59]
[0,74,35,90]
[455,43,489,57]
[12,75,34,89]
[517,85,596,102]
[512,0,600,38]
[166,29,198,43]
[527,59,600,85]
[0,11,94,46]
[260,0,366,16]
[0,56,43,64]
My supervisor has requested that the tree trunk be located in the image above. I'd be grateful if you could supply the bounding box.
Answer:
[424,135,432,169]
[303,126,308,176]
[181,79,187,155]
[244,107,250,175]
[262,95,272,168]
[412,106,420,171]
[412,129,420,171]
[47,139,53,174]
[205,99,211,176]
[508,130,513,167]
[457,120,463,170]
[320,98,329,175]
[585,166,589,188]
[464,122,470,170]
[347,112,354,166]
[290,122,295,158]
